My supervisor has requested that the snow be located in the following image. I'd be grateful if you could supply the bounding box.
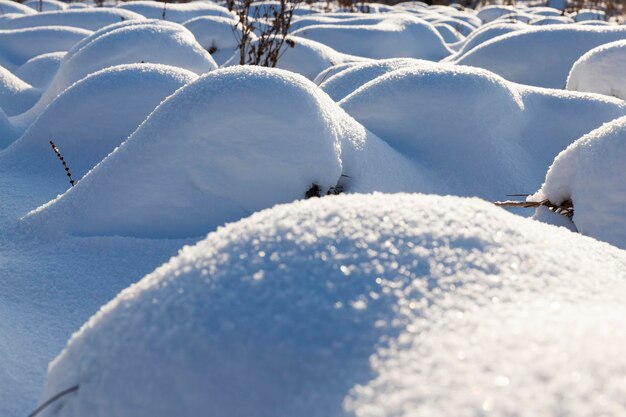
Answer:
[14,51,65,90]
[183,15,244,65]
[292,14,452,61]
[2,64,197,198]
[454,25,626,88]
[0,8,145,31]
[119,0,234,22]
[0,0,36,15]
[23,0,68,12]
[531,116,626,249]
[566,40,626,99]
[0,26,91,71]
[0,64,40,116]
[39,193,626,417]
[12,20,217,129]
[24,67,344,238]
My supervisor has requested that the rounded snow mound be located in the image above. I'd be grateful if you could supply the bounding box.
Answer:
[455,25,626,88]
[532,116,626,249]
[40,193,626,417]
[340,64,529,199]
[23,0,67,11]
[0,8,145,31]
[320,58,431,102]
[566,40,626,100]
[25,66,345,238]
[3,64,197,190]
[0,0,35,15]
[119,0,234,22]
[444,22,525,61]
[476,5,516,23]
[223,35,368,80]
[0,64,40,117]
[14,20,216,129]
[14,51,65,90]
[292,14,451,61]
[183,16,244,65]
[0,26,91,71]
[0,107,19,148]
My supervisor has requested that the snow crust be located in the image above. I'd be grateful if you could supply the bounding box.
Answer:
[40,193,626,417]
[567,40,626,99]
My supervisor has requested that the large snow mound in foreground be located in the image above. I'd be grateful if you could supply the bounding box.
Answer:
[40,193,626,417]
[532,116,626,249]
[25,67,344,238]
[567,40,626,100]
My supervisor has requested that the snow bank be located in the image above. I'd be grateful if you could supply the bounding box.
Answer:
[119,0,234,22]
[0,8,145,31]
[567,40,626,100]
[14,52,64,90]
[25,67,345,238]
[531,116,626,249]
[443,22,524,60]
[292,14,451,61]
[454,25,626,88]
[0,0,35,15]
[339,63,626,199]
[13,20,216,129]
[23,0,67,11]
[3,64,197,192]
[0,26,91,71]
[0,65,39,116]
[575,9,606,22]
[39,193,626,417]
[476,5,516,22]
[320,58,431,101]
[182,15,244,65]
[223,35,368,80]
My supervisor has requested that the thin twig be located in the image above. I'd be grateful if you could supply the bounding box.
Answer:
[49,140,75,187]
[28,385,79,417]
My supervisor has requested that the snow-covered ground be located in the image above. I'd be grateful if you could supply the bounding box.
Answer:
[0,1,625,416]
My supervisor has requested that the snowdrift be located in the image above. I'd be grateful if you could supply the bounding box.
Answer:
[0,8,145,31]
[0,0,36,15]
[532,116,626,249]
[0,26,91,71]
[339,63,626,200]
[25,67,345,238]
[454,25,626,88]
[183,15,245,65]
[14,52,64,90]
[13,20,216,129]
[40,193,626,417]
[119,0,234,22]
[2,64,197,195]
[0,64,40,116]
[292,14,452,61]
[567,40,626,100]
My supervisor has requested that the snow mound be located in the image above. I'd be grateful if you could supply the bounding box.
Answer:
[433,23,464,43]
[223,35,368,80]
[292,14,451,61]
[454,25,626,88]
[0,8,145,31]
[476,5,516,23]
[14,52,64,90]
[0,65,40,116]
[3,64,197,192]
[531,116,626,249]
[23,0,67,11]
[25,67,345,238]
[320,58,431,101]
[183,15,244,65]
[444,22,524,60]
[0,107,19,148]
[0,0,35,15]
[13,20,216,129]
[566,40,626,100]
[119,0,233,22]
[0,26,91,71]
[340,64,530,199]
[575,9,606,22]
[39,193,626,417]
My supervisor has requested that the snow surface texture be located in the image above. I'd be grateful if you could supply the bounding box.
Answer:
[13,20,216,129]
[532,116,626,249]
[119,0,234,22]
[454,25,626,88]
[0,8,145,31]
[40,193,626,417]
[0,64,39,116]
[567,40,626,100]
[14,51,65,90]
